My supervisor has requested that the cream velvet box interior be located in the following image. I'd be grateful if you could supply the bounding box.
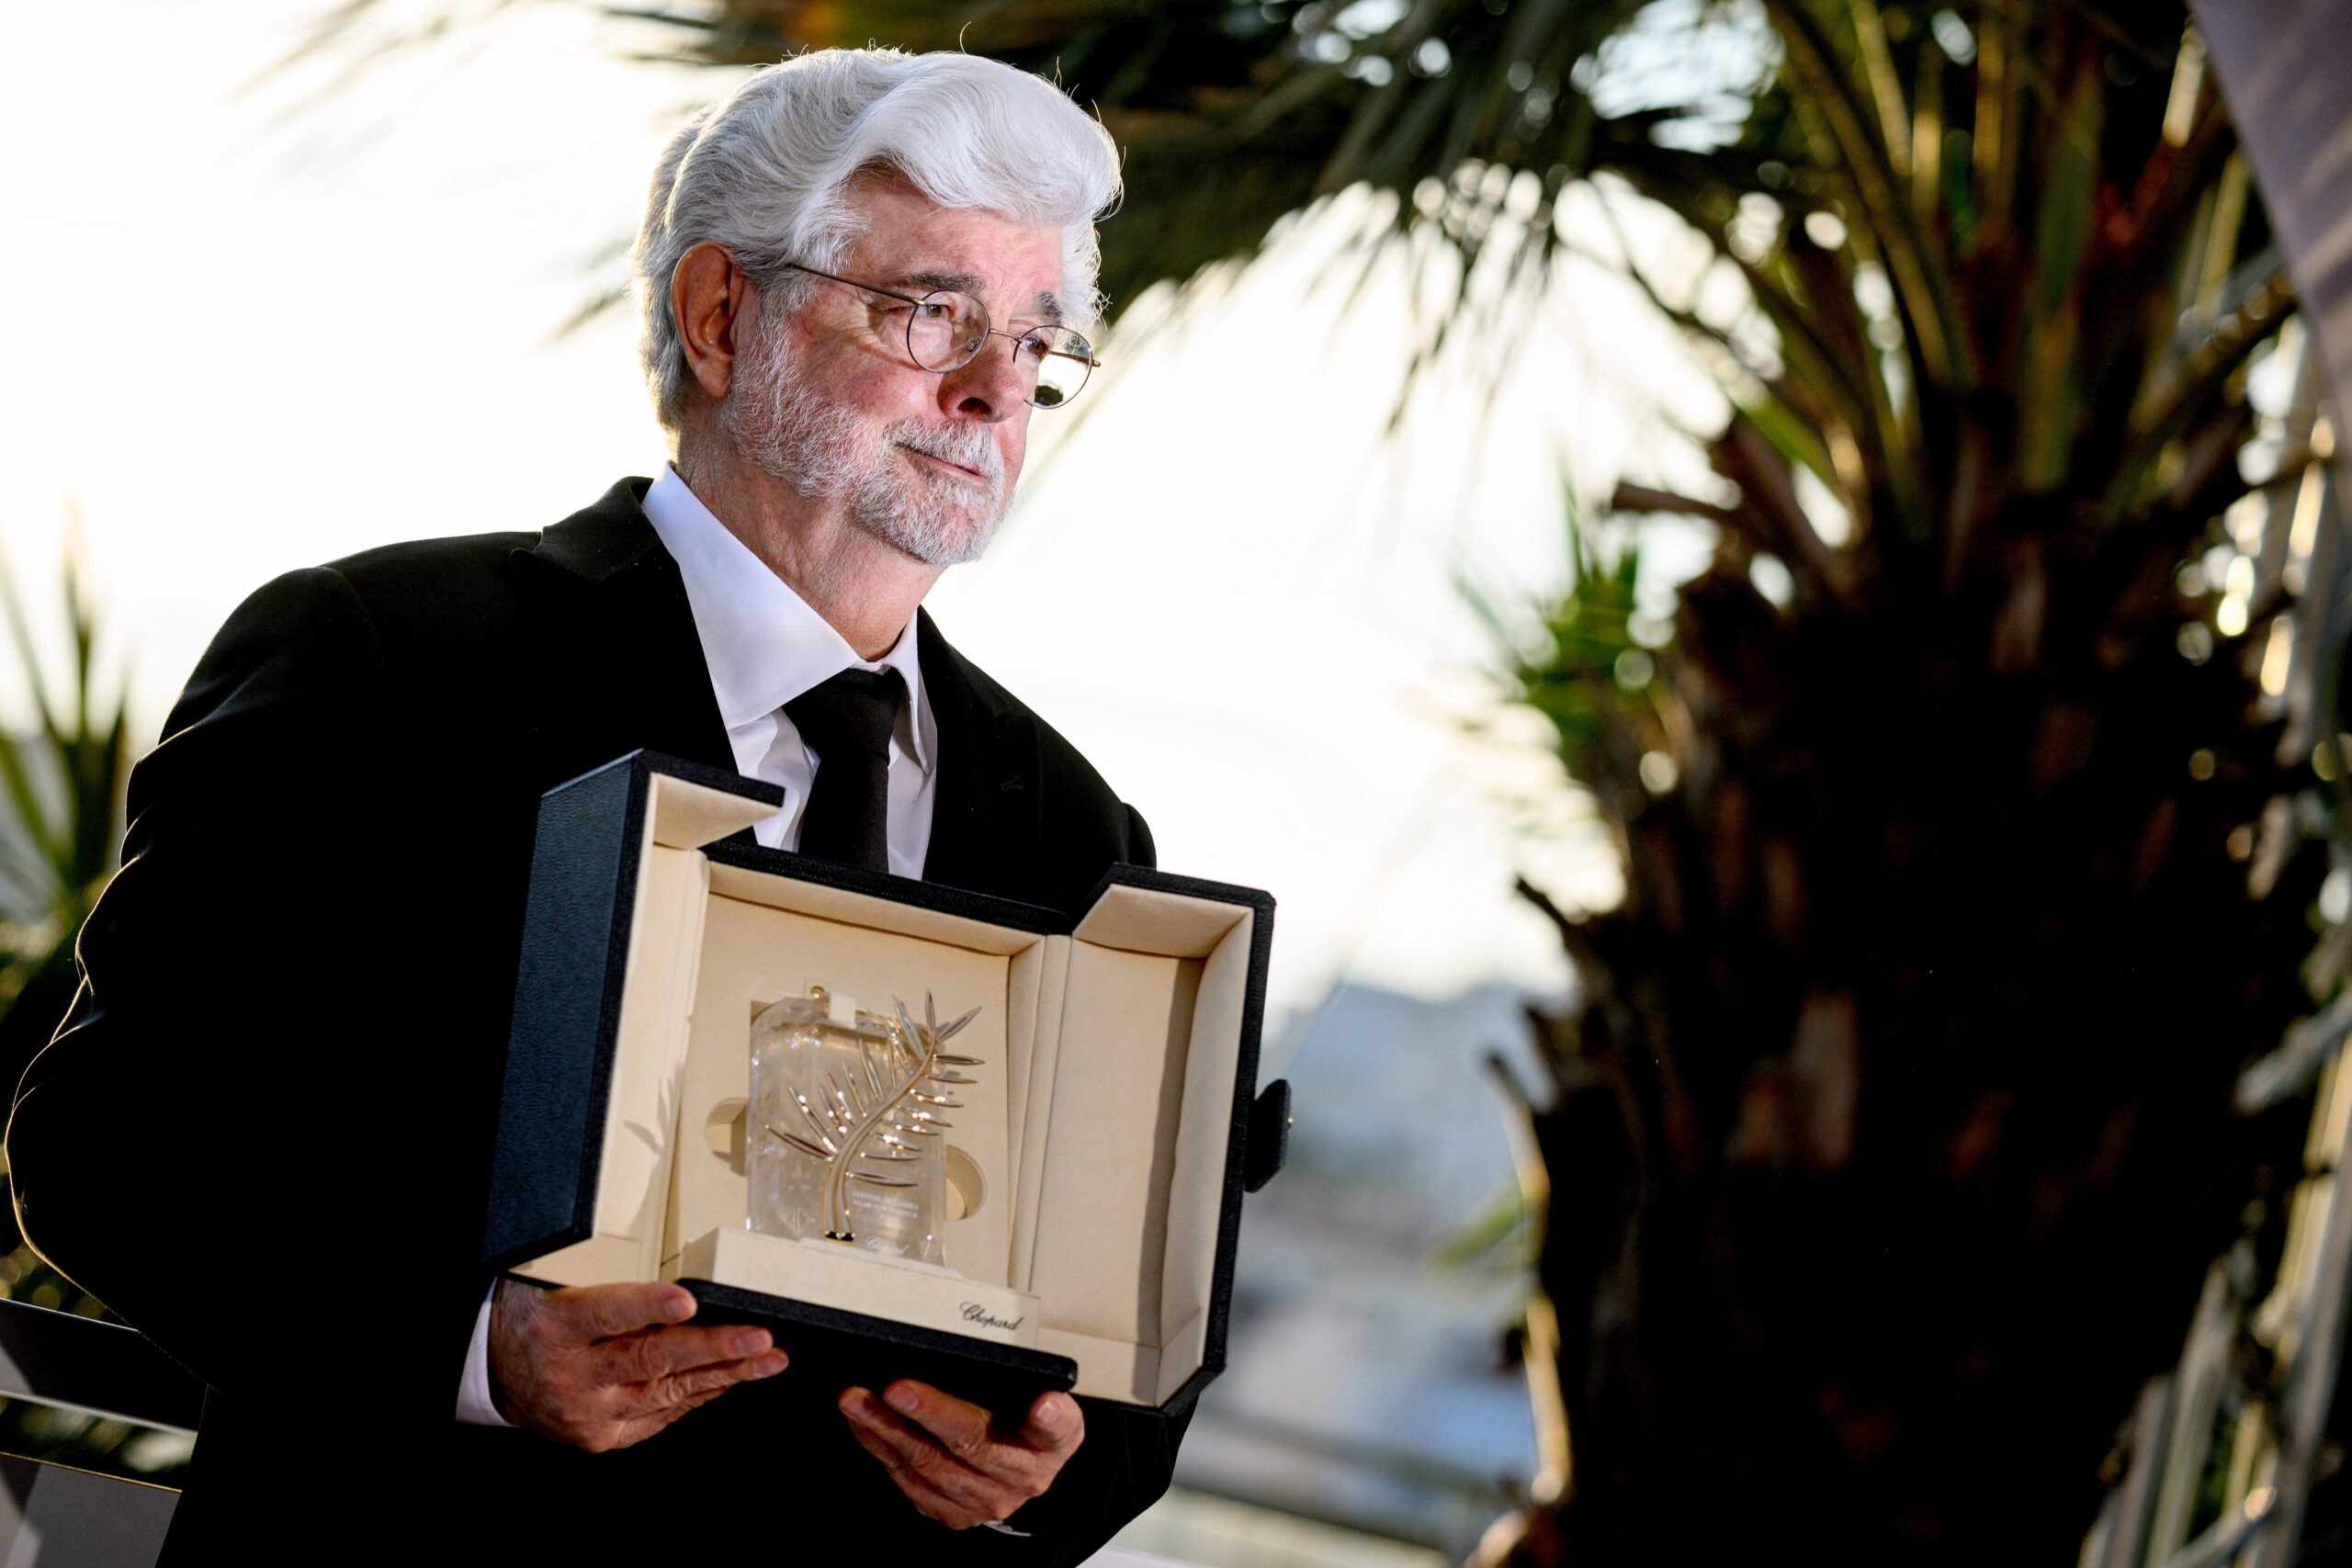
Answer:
[484,751,1284,1416]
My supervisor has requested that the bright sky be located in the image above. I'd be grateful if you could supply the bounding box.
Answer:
[0,0,1728,1055]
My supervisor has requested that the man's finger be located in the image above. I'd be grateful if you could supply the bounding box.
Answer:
[591,1322,771,1384]
[842,1389,1008,1512]
[620,1349,787,1415]
[844,1415,980,1527]
[552,1280,696,1340]
[878,1380,995,1461]
[612,1403,707,1450]
[1017,1391,1083,1452]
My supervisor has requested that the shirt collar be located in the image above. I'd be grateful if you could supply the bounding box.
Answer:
[640,465,932,773]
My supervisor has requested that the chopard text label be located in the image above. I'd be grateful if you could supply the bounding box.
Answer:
[960,1302,1024,1333]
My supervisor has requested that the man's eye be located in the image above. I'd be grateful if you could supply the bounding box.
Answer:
[911,301,954,321]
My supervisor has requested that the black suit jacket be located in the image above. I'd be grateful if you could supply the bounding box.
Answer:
[7,478,1182,1562]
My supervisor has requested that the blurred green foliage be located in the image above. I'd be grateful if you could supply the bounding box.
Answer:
[0,541,127,1055]
[0,536,177,1481]
[0,536,124,1319]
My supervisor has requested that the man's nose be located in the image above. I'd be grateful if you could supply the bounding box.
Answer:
[938,333,1027,422]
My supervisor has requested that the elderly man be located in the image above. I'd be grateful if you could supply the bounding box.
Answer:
[8,49,1179,1563]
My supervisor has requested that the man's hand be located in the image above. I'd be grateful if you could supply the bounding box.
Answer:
[840,1381,1085,1530]
[489,1279,786,1452]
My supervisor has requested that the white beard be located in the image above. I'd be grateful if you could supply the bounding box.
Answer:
[722,321,1011,566]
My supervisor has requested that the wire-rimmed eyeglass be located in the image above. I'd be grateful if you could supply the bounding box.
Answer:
[781,262,1099,409]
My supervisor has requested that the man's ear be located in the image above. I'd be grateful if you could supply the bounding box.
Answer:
[673,242,751,400]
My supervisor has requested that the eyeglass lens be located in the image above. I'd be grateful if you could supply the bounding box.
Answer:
[904,293,1092,409]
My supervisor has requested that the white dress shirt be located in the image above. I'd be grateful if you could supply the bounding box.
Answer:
[456,465,941,1426]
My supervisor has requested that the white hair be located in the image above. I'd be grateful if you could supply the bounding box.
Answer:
[635,49,1123,431]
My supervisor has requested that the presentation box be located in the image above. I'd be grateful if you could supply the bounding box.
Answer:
[483,751,1289,1417]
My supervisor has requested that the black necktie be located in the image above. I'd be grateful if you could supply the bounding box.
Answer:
[785,667,905,872]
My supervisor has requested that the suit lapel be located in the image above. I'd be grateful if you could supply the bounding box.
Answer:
[508,478,735,787]
[506,487,1039,896]
[916,607,1044,901]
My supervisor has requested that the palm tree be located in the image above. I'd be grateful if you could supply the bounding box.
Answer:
[0,537,176,1483]
[0,534,130,1136]
[311,0,2335,1556]
[0,538,131,1299]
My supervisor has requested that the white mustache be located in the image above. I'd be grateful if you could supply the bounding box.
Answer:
[890,425,1002,485]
